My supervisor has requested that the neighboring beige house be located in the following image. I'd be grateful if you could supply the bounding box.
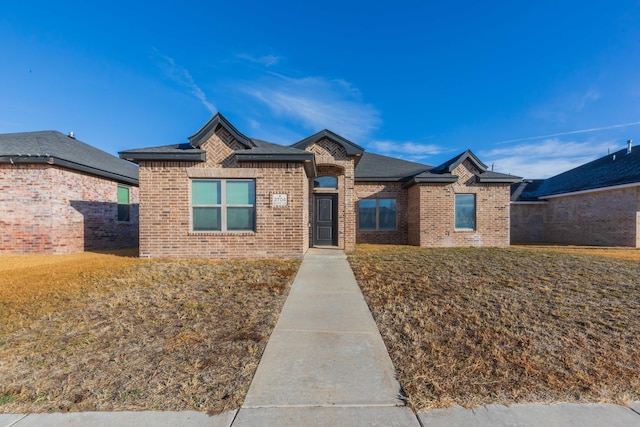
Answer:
[119,113,520,259]
[511,140,640,247]
[0,131,139,254]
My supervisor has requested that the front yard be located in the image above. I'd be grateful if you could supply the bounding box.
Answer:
[0,252,299,414]
[348,245,640,411]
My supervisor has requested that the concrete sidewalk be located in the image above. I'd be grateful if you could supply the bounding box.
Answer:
[231,248,420,426]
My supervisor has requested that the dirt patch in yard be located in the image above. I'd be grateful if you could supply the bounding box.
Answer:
[348,245,640,411]
[0,253,299,414]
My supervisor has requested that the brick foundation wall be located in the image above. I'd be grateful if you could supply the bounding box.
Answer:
[0,164,139,254]
[512,186,639,247]
[355,182,408,244]
[407,160,512,247]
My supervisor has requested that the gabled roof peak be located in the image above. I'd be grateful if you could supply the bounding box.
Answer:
[431,149,488,173]
[188,112,254,149]
[290,129,365,156]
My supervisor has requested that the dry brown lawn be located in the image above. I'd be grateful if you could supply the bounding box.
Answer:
[348,244,640,411]
[0,252,299,414]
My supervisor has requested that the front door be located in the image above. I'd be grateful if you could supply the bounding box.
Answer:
[313,194,338,246]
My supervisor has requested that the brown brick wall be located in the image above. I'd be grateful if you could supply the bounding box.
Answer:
[0,163,139,254]
[406,160,512,247]
[138,130,309,259]
[355,182,408,244]
[510,203,546,243]
[511,186,640,247]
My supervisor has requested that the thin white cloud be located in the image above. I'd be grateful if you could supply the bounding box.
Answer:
[482,138,612,178]
[242,74,380,142]
[495,121,640,145]
[237,53,281,67]
[155,52,216,114]
[576,89,600,111]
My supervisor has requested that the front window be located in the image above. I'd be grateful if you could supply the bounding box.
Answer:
[117,185,130,222]
[192,179,255,232]
[358,198,397,231]
[455,194,475,230]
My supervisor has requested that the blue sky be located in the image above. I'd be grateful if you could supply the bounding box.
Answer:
[2,0,640,178]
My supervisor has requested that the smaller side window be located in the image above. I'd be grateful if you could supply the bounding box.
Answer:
[117,185,130,222]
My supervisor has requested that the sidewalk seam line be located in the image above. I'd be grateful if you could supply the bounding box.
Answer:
[241,404,403,409]
[275,328,376,334]
[7,414,29,427]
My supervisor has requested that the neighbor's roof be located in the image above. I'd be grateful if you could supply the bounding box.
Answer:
[512,146,640,200]
[0,131,138,185]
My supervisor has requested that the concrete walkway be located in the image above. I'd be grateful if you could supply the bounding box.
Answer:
[2,248,640,426]
[231,248,420,426]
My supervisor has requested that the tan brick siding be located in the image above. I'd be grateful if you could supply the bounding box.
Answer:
[306,140,356,251]
[511,186,640,247]
[137,129,309,258]
[406,160,512,247]
[0,163,139,254]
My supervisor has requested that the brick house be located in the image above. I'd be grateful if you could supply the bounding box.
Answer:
[0,131,139,254]
[119,113,520,259]
[511,140,640,247]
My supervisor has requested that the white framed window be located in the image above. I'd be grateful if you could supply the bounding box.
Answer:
[455,194,475,231]
[358,198,397,231]
[191,179,256,232]
[117,185,130,222]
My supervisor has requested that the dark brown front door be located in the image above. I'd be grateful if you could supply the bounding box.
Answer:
[313,194,338,246]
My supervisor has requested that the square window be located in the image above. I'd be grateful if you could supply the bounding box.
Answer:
[358,198,396,231]
[191,180,255,232]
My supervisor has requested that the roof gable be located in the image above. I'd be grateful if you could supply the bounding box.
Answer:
[431,150,488,173]
[0,130,138,185]
[290,129,364,156]
[188,113,254,149]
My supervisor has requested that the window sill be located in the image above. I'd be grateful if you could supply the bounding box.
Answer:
[189,231,256,236]
[454,228,476,232]
[358,229,398,232]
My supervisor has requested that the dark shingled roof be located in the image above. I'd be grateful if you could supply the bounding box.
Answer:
[119,113,521,184]
[512,145,640,200]
[0,130,138,185]
[354,152,431,181]
[510,179,545,201]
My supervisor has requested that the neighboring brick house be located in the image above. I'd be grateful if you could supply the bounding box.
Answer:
[511,140,640,247]
[0,131,139,254]
[119,113,520,259]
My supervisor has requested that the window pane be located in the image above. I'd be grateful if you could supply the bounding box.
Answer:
[118,204,130,222]
[314,176,337,188]
[227,207,255,231]
[455,194,475,230]
[378,199,397,230]
[226,181,255,204]
[193,207,221,231]
[358,199,377,230]
[192,181,220,205]
[117,186,129,204]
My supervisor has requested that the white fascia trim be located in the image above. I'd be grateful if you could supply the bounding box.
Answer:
[542,182,640,199]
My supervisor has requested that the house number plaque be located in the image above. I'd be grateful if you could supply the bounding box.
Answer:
[272,194,288,207]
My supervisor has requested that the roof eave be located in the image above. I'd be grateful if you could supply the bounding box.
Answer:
[119,151,206,163]
[0,155,139,185]
[477,176,522,183]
